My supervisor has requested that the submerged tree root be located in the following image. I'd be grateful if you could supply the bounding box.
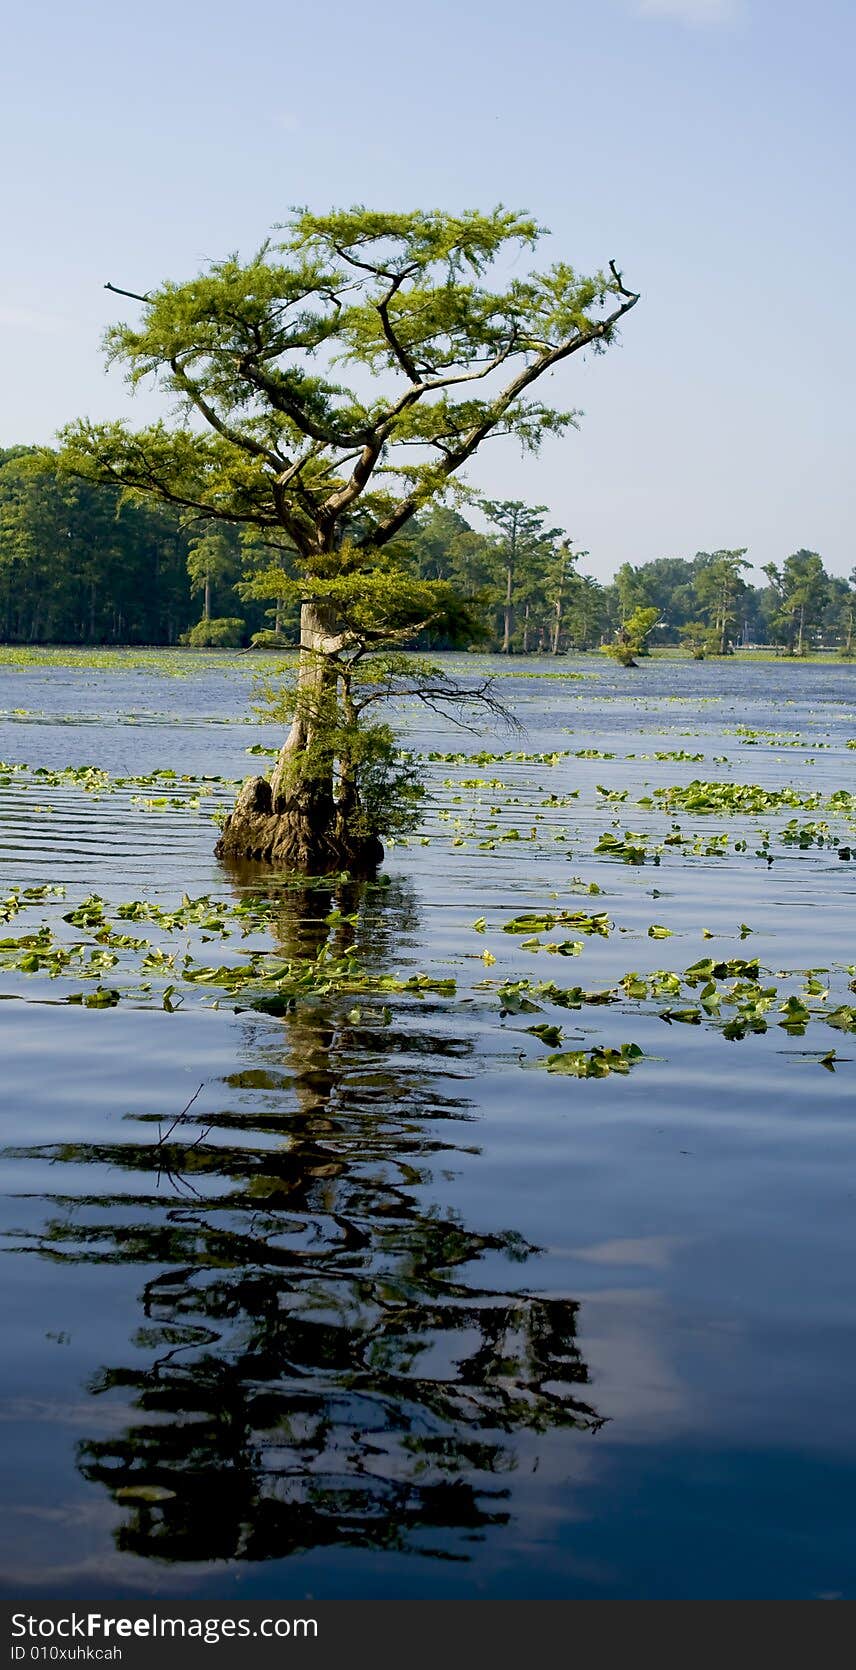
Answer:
[214,776,384,876]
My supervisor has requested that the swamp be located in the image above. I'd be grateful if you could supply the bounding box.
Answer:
[0,647,854,1601]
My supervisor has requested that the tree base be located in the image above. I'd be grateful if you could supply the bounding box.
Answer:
[215,776,384,875]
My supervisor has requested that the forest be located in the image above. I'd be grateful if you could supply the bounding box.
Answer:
[1,444,853,655]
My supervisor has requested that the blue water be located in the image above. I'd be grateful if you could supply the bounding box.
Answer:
[0,651,854,1599]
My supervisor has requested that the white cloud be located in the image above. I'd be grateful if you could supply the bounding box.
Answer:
[638,0,738,22]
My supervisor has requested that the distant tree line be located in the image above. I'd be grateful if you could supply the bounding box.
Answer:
[0,446,260,646]
[1,446,853,654]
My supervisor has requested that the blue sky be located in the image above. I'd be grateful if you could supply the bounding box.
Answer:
[1,0,853,580]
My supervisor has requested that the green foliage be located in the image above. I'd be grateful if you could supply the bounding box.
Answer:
[1,445,851,657]
[186,525,243,621]
[693,550,751,654]
[241,538,480,651]
[605,641,638,667]
[61,208,635,565]
[539,1043,644,1077]
[651,779,850,815]
[0,447,203,645]
[253,667,427,840]
[624,606,661,649]
[481,500,566,653]
[679,620,709,658]
[345,725,427,841]
[763,551,828,654]
[603,605,660,663]
[250,629,290,649]
[180,616,246,647]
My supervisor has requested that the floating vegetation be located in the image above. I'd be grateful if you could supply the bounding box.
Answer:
[730,726,831,748]
[0,646,296,675]
[538,1043,645,1078]
[4,645,856,1611]
[0,884,66,924]
[8,860,850,1070]
[594,831,662,865]
[0,760,241,797]
[478,950,856,1051]
[780,819,835,847]
[0,883,458,1016]
[1,656,854,1091]
[444,777,508,790]
[503,909,610,938]
[427,748,571,765]
[650,779,855,816]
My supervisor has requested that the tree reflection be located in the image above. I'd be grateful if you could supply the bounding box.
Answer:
[4,876,602,1564]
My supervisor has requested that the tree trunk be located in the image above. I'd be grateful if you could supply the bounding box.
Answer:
[204,575,211,621]
[215,599,383,874]
[522,601,530,654]
[551,598,562,655]
[502,561,514,653]
[797,602,805,656]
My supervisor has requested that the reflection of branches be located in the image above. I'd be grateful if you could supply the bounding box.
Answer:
[156,1081,205,1148]
[3,876,603,1566]
[155,1082,213,1198]
[72,1236,601,1562]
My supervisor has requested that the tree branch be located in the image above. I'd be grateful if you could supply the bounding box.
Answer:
[92,441,280,531]
[169,357,287,474]
[354,674,520,733]
[375,272,421,383]
[363,284,640,549]
[104,281,151,304]
[608,260,639,302]
[237,358,372,450]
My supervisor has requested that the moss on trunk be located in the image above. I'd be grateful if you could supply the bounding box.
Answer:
[215,600,384,874]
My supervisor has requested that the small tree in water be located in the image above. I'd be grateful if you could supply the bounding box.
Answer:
[604,605,660,666]
[61,208,639,871]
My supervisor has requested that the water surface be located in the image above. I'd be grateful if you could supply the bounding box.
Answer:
[1,652,854,1600]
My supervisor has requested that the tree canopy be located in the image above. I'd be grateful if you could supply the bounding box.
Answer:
[59,207,638,655]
